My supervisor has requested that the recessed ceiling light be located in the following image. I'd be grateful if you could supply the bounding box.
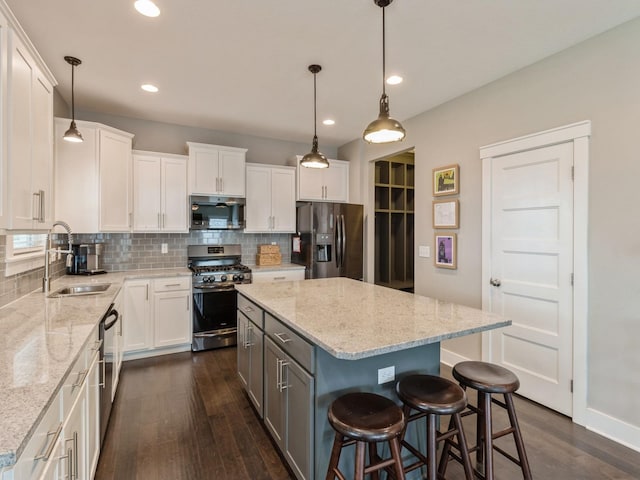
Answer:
[322,119,335,126]
[141,84,159,93]
[134,0,160,17]
[386,75,403,85]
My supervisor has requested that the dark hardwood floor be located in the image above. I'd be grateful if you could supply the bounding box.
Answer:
[95,349,640,480]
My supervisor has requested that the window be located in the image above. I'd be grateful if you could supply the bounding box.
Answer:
[5,234,47,276]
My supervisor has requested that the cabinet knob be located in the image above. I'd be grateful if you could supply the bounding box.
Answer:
[489,278,502,287]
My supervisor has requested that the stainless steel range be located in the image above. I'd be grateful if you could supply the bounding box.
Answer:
[188,244,251,351]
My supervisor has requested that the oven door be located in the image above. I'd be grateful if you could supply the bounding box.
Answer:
[192,285,238,351]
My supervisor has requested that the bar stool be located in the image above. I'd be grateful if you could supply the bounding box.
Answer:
[447,361,532,480]
[326,392,406,480]
[395,374,474,480]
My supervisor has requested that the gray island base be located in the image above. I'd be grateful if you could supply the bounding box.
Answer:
[235,278,510,480]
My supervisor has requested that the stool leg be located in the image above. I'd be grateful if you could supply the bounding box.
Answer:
[504,393,532,480]
[453,412,475,480]
[436,415,455,477]
[482,392,494,480]
[354,440,366,480]
[389,436,406,480]
[325,432,344,480]
[476,391,485,474]
[368,442,380,480]
[426,413,437,480]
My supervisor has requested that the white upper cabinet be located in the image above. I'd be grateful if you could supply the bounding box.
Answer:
[5,30,54,230]
[187,142,246,197]
[54,118,134,233]
[292,156,349,203]
[133,150,188,232]
[245,164,296,233]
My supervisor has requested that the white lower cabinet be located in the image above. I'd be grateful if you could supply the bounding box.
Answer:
[123,276,191,358]
[251,268,305,283]
[11,327,101,480]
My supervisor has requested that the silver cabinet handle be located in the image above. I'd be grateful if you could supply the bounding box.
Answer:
[34,423,63,461]
[72,368,89,388]
[243,324,253,348]
[274,332,292,344]
[32,191,41,220]
[146,284,149,300]
[164,283,181,287]
[220,177,223,192]
[162,213,166,228]
[242,306,254,313]
[277,358,290,392]
[39,190,45,222]
[490,278,502,287]
[99,359,105,387]
[273,276,286,281]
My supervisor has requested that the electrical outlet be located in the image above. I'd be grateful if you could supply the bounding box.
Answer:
[377,366,395,385]
[419,246,430,258]
[161,243,168,254]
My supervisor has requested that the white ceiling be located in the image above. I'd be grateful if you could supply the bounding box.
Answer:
[6,0,640,148]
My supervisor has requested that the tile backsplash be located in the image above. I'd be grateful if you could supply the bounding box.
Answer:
[0,232,291,309]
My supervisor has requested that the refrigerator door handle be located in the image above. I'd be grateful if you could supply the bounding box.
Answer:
[340,215,347,268]
[334,216,340,268]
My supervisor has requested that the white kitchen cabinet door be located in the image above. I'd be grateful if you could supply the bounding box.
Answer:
[153,290,191,348]
[123,280,151,353]
[7,33,54,230]
[64,386,87,480]
[99,129,133,232]
[187,142,247,196]
[219,149,246,196]
[245,164,295,233]
[271,167,296,232]
[161,156,188,231]
[133,154,162,231]
[245,165,272,232]
[295,157,349,203]
[86,352,101,479]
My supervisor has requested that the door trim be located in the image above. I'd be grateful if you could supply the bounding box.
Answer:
[480,120,590,425]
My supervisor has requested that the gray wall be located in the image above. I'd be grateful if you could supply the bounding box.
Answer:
[339,18,640,432]
[70,110,337,165]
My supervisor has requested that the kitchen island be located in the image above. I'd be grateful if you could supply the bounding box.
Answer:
[235,277,510,480]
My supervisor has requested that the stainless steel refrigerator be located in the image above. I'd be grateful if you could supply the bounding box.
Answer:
[292,202,363,280]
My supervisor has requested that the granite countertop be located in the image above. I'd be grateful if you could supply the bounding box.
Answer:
[250,263,305,273]
[236,277,510,361]
[0,268,191,469]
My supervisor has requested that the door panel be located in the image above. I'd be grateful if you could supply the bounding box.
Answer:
[489,141,574,415]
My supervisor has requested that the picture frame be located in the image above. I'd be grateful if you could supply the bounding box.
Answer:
[433,199,459,229]
[433,164,459,196]
[434,233,457,269]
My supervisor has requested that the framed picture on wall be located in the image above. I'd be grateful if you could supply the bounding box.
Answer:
[433,164,459,196]
[433,199,459,229]
[435,233,457,269]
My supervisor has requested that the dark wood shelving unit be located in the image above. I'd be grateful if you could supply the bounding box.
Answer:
[374,152,415,292]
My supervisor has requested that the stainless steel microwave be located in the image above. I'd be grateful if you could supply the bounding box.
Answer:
[190,195,245,230]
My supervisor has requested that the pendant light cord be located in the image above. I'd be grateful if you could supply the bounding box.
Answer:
[313,70,318,138]
[71,63,76,122]
[382,6,386,97]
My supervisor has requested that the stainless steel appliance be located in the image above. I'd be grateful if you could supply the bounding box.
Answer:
[67,243,106,275]
[188,244,251,351]
[190,195,245,230]
[99,303,119,444]
[292,202,364,280]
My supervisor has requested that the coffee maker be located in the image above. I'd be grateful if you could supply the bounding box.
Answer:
[67,244,106,275]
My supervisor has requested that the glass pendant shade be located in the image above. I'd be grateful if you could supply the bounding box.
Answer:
[363,0,406,144]
[301,64,329,169]
[63,56,83,143]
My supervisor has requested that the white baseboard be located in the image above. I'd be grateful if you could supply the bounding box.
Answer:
[123,344,191,361]
[440,348,472,368]
[586,408,640,453]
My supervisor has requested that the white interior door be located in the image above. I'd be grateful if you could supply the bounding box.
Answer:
[488,141,574,416]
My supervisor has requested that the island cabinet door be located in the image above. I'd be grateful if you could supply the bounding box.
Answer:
[237,312,250,388]
[264,337,286,450]
[284,358,314,480]
[248,320,264,415]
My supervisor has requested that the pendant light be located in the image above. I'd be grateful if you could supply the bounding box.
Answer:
[363,0,406,144]
[63,56,83,143]
[300,64,329,169]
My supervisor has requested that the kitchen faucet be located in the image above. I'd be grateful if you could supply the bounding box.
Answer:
[42,220,74,293]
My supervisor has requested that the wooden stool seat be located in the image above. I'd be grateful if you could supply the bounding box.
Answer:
[448,361,532,480]
[396,375,474,480]
[326,392,406,480]
[452,361,520,394]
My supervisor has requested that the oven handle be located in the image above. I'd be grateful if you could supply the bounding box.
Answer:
[194,328,237,338]
[193,286,236,293]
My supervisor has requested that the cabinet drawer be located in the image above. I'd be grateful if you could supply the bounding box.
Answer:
[238,294,263,328]
[61,332,100,418]
[251,269,305,283]
[265,313,314,374]
[13,392,62,480]
[153,276,191,292]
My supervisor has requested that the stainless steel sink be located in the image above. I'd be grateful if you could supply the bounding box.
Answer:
[49,283,111,297]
